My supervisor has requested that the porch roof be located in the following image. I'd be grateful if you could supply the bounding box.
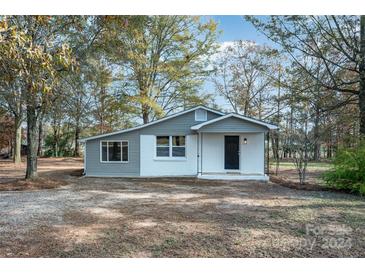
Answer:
[190,113,278,132]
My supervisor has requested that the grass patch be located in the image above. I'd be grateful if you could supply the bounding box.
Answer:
[270,175,331,191]
[274,161,333,169]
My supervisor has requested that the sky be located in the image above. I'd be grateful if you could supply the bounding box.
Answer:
[203,16,273,111]
[211,15,271,45]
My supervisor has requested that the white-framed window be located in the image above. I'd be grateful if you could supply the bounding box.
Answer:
[100,140,128,163]
[156,136,170,157]
[172,136,185,157]
[156,136,186,158]
[195,109,207,121]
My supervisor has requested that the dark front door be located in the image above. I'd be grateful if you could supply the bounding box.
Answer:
[224,136,240,170]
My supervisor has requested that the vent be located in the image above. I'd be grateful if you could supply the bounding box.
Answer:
[195,109,207,121]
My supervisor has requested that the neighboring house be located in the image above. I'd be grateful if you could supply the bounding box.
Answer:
[80,105,278,181]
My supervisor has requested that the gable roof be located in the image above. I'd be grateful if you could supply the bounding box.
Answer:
[79,105,224,142]
[190,113,278,131]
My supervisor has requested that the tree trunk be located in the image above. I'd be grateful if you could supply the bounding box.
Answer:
[326,144,331,158]
[243,100,249,116]
[271,134,280,175]
[37,113,44,157]
[25,104,39,179]
[74,122,81,157]
[271,135,277,159]
[142,104,149,124]
[99,86,106,133]
[288,100,294,158]
[274,69,281,175]
[313,108,320,161]
[8,139,12,157]
[13,115,22,165]
[51,116,60,157]
[360,15,365,136]
[54,128,59,157]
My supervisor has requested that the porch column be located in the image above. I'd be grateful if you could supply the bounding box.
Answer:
[197,131,202,175]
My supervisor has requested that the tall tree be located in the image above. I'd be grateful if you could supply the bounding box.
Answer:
[212,40,276,117]
[0,80,23,164]
[101,16,218,123]
[61,74,92,156]
[0,16,75,179]
[246,15,365,137]
[0,107,15,157]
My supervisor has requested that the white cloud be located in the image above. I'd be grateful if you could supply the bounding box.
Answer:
[210,40,259,62]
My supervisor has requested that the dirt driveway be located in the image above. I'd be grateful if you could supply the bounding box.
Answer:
[0,158,364,257]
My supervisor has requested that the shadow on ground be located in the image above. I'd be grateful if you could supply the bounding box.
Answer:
[0,159,364,257]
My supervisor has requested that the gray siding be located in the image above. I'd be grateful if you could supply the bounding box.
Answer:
[198,117,268,133]
[85,130,140,176]
[84,109,221,176]
[139,110,220,135]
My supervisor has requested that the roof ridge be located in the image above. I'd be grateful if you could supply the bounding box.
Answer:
[80,105,224,142]
[228,112,278,127]
[191,112,278,130]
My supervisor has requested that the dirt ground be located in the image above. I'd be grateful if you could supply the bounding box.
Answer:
[0,158,364,257]
[273,168,325,185]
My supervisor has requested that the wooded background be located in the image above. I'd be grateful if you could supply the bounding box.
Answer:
[0,15,364,180]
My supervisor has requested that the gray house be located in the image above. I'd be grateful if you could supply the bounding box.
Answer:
[80,106,277,180]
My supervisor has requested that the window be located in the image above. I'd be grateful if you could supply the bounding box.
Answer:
[195,109,207,121]
[122,142,128,162]
[172,136,185,157]
[109,142,121,161]
[156,136,186,158]
[156,136,170,157]
[101,141,128,162]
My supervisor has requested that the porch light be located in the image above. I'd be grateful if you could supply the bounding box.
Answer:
[243,138,247,144]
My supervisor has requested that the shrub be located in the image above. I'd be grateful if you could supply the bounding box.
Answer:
[323,143,365,195]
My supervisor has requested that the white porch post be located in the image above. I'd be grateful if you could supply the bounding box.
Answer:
[200,132,203,174]
[197,131,202,175]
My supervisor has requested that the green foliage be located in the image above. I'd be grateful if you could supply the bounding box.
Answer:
[323,143,365,195]
[99,16,219,122]
[44,129,74,157]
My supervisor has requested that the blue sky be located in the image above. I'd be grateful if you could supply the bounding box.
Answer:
[211,15,270,44]
[203,16,273,110]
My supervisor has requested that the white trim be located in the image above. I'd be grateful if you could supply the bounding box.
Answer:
[153,157,187,162]
[155,135,170,157]
[197,131,201,175]
[83,142,87,175]
[191,113,278,131]
[84,174,269,181]
[85,175,196,178]
[80,106,224,142]
[100,140,129,163]
[172,136,186,157]
[200,132,203,174]
[155,135,186,158]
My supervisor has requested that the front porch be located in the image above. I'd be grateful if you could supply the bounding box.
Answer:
[195,132,268,178]
[191,113,274,181]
